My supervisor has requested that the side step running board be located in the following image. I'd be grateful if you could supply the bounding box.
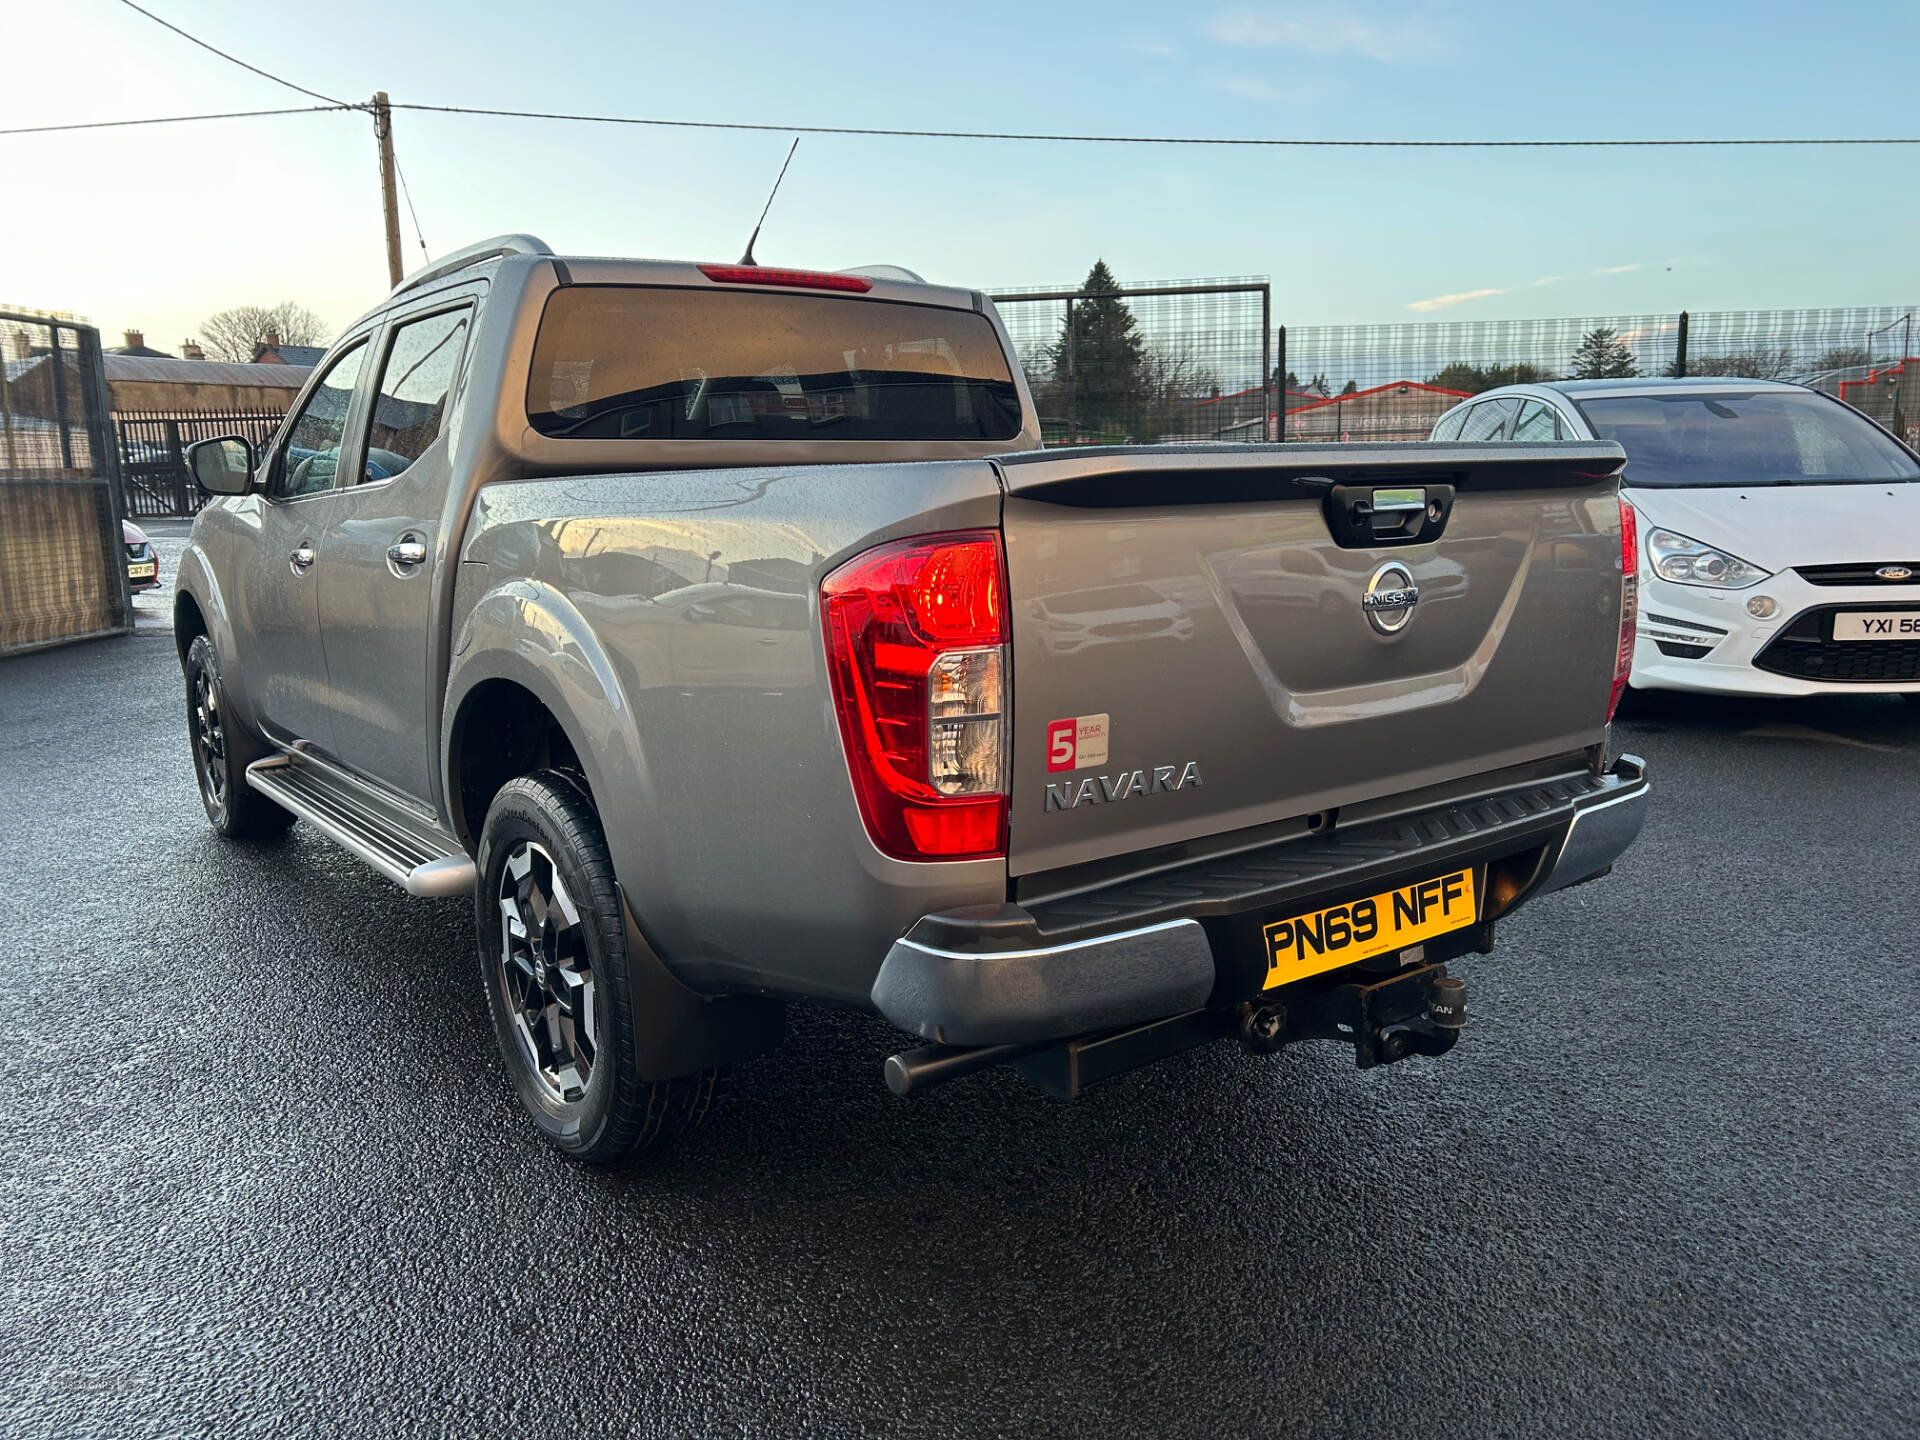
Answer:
[245,754,476,897]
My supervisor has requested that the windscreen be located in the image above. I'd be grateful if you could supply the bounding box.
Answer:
[1574,389,1920,488]
[526,285,1024,441]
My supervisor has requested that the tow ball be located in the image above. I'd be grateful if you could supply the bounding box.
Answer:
[1238,965,1467,1069]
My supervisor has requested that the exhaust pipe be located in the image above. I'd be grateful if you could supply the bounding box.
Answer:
[883,1040,1049,1097]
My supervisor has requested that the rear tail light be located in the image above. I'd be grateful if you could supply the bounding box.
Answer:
[698,264,872,293]
[1609,498,1638,722]
[822,531,1007,860]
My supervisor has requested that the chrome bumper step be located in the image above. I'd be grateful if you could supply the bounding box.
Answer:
[245,754,476,897]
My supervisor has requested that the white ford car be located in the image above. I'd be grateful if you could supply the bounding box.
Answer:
[1431,378,1920,696]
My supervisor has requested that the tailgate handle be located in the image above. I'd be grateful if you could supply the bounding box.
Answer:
[1324,482,1455,549]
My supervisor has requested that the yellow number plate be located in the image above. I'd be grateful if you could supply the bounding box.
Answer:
[1263,868,1478,989]
[129,563,157,579]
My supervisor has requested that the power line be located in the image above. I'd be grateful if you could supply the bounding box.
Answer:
[389,102,1920,148]
[6,95,1916,150]
[111,0,356,109]
[394,156,429,260]
[0,104,355,136]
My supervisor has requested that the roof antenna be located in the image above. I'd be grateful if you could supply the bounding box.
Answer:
[739,136,800,266]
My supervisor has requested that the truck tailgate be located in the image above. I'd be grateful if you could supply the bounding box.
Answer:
[999,443,1627,876]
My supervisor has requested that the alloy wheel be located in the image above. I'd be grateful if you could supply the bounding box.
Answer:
[191,664,228,814]
[496,840,597,1103]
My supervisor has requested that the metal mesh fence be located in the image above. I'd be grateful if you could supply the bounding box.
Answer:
[1277,305,1918,445]
[117,409,287,518]
[989,276,1270,445]
[1,308,130,656]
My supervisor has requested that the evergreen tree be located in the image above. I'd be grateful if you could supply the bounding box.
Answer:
[1570,327,1639,379]
[1048,260,1147,435]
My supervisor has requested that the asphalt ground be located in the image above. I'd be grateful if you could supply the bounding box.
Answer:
[2,586,1916,1438]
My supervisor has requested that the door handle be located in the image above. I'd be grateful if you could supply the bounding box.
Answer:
[388,541,428,568]
[289,544,316,572]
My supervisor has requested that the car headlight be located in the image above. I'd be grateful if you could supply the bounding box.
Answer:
[1645,528,1770,590]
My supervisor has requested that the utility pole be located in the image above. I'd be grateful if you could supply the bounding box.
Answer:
[372,92,403,288]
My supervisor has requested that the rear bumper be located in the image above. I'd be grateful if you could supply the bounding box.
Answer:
[1536,756,1650,894]
[872,755,1651,1046]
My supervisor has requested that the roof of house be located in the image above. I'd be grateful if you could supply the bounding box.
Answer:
[1190,384,1327,408]
[1288,380,1475,413]
[255,343,327,366]
[107,343,173,358]
[3,354,53,383]
[104,355,310,387]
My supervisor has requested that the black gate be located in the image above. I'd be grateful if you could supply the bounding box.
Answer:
[115,409,287,518]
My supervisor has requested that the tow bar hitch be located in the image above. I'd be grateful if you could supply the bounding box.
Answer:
[1239,963,1466,1069]
[882,964,1468,1098]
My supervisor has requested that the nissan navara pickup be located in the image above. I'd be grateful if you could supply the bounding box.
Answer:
[178,236,1650,1162]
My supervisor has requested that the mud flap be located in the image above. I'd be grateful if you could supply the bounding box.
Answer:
[618,886,786,1080]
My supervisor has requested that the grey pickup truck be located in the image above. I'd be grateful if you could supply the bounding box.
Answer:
[178,235,1649,1162]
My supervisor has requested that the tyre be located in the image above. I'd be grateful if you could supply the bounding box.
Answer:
[476,771,723,1164]
[185,633,295,838]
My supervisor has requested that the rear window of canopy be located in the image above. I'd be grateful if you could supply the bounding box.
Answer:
[526,285,1024,442]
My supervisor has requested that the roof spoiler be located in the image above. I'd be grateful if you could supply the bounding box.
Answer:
[391,234,553,298]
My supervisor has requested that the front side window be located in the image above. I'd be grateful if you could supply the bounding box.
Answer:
[1575,389,1920,488]
[364,308,470,482]
[278,341,367,499]
[1456,398,1519,442]
[526,285,1023,442]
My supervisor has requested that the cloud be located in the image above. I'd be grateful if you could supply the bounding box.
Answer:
[1593,263,1644,275]
[1128,39,1180,57]
[1203,6,1455,64]
[1529,275,1563,287]
[1219,74,1283,101]
[1408,287,1508,312]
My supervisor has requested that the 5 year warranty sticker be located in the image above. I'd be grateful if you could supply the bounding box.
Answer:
[1046,713,1110,772]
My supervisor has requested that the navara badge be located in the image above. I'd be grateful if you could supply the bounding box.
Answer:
[1362,561,1420,635]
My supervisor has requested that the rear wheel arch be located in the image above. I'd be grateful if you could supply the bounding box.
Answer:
[440,581,650,863]
[446,677,594,851]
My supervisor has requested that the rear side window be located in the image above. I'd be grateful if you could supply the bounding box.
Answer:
[364,308,470,482]
[1512,400,1562,441]
[1430,408,1467,441]
[525,285,1023,441]
[1456,398,1519,442]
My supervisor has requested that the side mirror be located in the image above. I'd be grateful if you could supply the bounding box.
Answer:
[186,435,256,496]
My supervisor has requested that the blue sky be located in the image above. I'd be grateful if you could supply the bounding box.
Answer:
[3,1,1916,349]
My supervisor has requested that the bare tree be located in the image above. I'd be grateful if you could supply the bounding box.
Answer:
[1134,344,1221,443]
[199,302,329,362]
[1686,347,1798,379]
[1811,345,1871,373]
